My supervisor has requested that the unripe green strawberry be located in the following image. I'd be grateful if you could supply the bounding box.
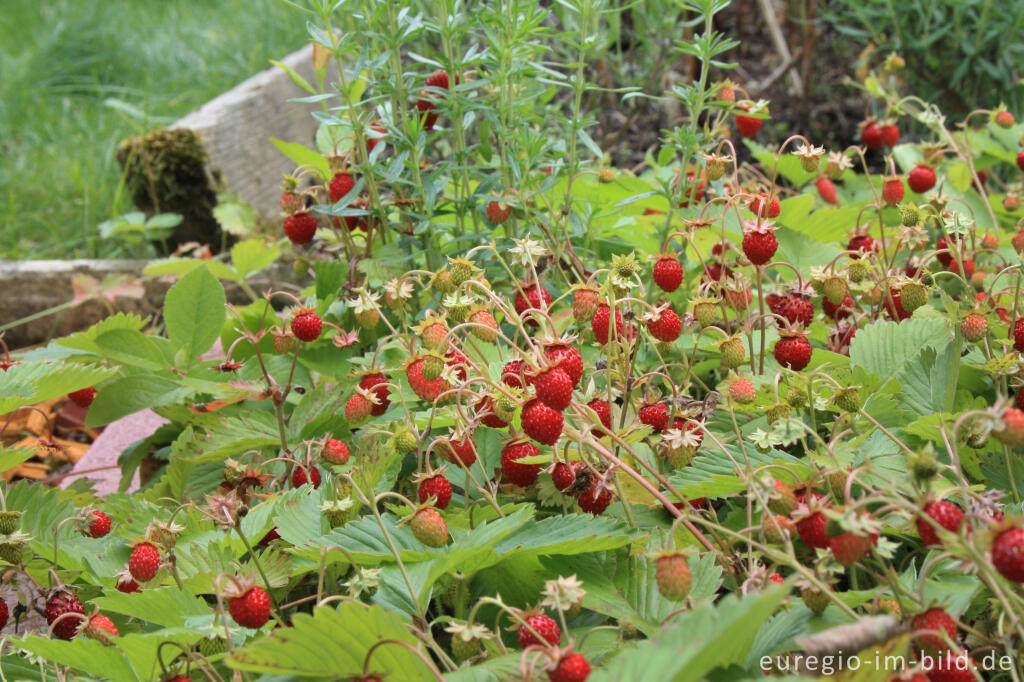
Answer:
[320,499,355,528]
[0,511,21,535]
[448,257,478,287]
[822,276,848,305]
[912,450,939,481]
[692,298,719,327]
[961,313,988,342]
[393,426,418,455]
[766,479,798,515]
[846,261,867,283]
[447,302,469,323]
[719,337,746,369]
[451,635,481,662]
[899,203,921,227]
[494,393,519,422]
[765,402,792,424]
[832,387,861,412]
[801,587,830,614]
[410,508,449,548]
[431,269,456,295]
[198,636,228,656]
[421,353,445,381]
[654,553,692,601]
[355,308,379,329]
[0,540,23,564]
[900,282,928,312]
[786,385,807,408]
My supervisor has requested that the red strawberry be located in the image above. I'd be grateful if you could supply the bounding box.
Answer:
[468,308,499,342]
[653,256,683,292]
[68,387,97,409]
[591,303,625,345]
[417,474,452,510]
[168,676,193,682]
[0,601,6,630]
[572,287,600,321]
[916,501,965,546]
[345,393,372,423]
[654,552,692,601]
[544,344,583,387]
[822,293,853,320]
[514,284,553,326]
[501,440,541,487]
[502,359,528,389]
[82,613,119,642]
[881,177,905,205]
[935,234,958,268]
[729,378,757,404]
[749,193,780,218]
[229,586,271,629]
[912,607,957,653]
[795,511,829,549]
[359,373,391,415]
[639,403,670,433]
[646,305,682,342]
[879,123,900,147]
[736,104,763,138]
[742,223,778,265]
[827,525,877,566]
[425,69,454,89]
[991,525,1024,582]
[847,232,876,257]
[86,510,111,538]
[770,293,813,326]
[884,287,912,322]
[291,465,321,489]
[994,408,1024,447]
[323,438,350,465]
[926,652,976,682]
[329,172,355,203]
[551,461,581,493]
[534,366,574,411]
[116,573,140,594]
[447,434,478,467]
[291,309,322,342]
[283,212,317,244]
[45,591,84,640]
[521,399,563,445]
[128,542,161,582]
[774,332,812,370]
[407,357,451,403]
[487,200,511,225]
[816,176,838,204]
[415,98,439,129]
[410,507,449,547]
[1011,318,1024,352]
[578,485,613,515]
[995,110,1016,128]
[587,398,612,431]
[1017,149,1024,172]
[548,652,591,682]
[908,165,937,193]
[860,121,883,150]
[518,613,561,648]
[280,189,302,213]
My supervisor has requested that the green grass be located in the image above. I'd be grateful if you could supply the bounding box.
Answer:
[0,0,304,260]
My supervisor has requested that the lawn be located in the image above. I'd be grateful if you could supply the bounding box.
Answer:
[0,0,303,260]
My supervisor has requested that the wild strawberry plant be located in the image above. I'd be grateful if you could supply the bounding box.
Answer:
[3,0,1024,681]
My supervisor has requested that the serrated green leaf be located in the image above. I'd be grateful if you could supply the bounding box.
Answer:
[270,138,331,178]
[13,636,139,682]
[849,318,950,379]
[590,586,790,681]
[669,446,811,499]
[227,602,435,679]
[54,313,149,354]
[85,374,185,428]
[232,239,281,279]
[164,265,226,363]
[93,587,211,627]
[0,361,117,416]
[93,329,170,370]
